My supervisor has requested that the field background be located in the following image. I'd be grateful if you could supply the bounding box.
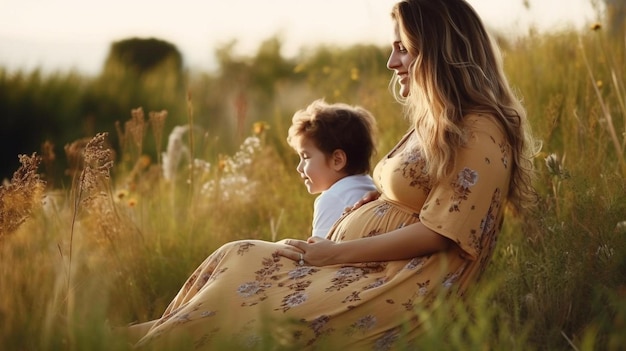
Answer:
[1,6,625,351]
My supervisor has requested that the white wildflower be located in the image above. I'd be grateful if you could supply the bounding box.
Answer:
[193,158,211,173]
[162,125,191,182]
[229,136,261,172]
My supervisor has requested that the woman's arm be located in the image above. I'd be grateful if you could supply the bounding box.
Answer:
[279,222,451,266]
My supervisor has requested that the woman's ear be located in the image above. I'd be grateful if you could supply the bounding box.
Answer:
[331,149,347,172]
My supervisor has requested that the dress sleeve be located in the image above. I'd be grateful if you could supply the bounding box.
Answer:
[419,117,512,260]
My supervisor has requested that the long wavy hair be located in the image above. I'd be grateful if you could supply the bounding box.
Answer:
[390,0,538,213]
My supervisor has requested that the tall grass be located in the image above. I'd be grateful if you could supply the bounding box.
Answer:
[0,25,625,350]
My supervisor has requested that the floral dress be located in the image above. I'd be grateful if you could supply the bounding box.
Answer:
[135,115,512,350]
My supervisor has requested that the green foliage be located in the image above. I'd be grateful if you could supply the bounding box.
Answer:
[0,69,88,185]
[104,37,183,76]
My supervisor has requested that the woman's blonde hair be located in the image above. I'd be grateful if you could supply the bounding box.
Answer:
[391,0,538,213]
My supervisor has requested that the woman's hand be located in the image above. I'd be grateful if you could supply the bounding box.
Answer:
[275,237,338,266]
[343,190,380,214]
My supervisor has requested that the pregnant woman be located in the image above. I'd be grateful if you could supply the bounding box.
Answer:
[129,0,537,349]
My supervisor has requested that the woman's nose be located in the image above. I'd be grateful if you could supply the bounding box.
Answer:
[387,51,399,70]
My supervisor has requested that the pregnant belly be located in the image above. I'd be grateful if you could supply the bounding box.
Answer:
[329,198,421,242]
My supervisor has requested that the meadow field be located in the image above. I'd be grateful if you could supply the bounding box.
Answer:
[1,23,625,350]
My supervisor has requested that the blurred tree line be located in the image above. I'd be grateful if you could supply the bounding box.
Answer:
[2,0,623,188]
[0,36,390,188]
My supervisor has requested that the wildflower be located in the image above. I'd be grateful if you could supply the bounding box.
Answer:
[544,153,558,173]
[544,153,569,178]
[218,175,257,201]
[252,121,270,136]
[138,155,151,169]
[596,80,603,89]
[293,63,305,73]
[217,154,229,173]
[351,67,360,81]
[115,189,129,201]
[127,198,137,207]
[225,136,261,173]
[193,159,211,173]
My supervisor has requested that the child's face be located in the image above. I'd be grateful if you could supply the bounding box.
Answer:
[292,135,342,195]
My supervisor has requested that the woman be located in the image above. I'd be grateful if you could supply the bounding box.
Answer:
[131,0,536,349]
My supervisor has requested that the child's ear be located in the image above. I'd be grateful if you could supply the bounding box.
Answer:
[331,149,347,171]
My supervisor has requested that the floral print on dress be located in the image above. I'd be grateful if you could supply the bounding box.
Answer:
[305,315,334,346]
[236,241,256,255]
[471,187,503,257]
[276,265,319,312]
[499,140,510,169]
[347,314,377,336]
[183,250,226,294]
[417,280,430,296]
[374,202,392,217]
[239,251,287,307]
[279,290,309,312]
[326,267,368,292]
[393,148,431,190]
[374,328,400,351]
[449,167,479,212]
[405,256,426,271]
[363,277,387,290]
[286,266,319,280]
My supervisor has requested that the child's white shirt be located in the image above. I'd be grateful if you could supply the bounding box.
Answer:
[311,174,377,238]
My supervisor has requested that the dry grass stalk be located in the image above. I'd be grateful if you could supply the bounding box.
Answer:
[149,110,167,163]
[116,107,147,165]
[78,133,115,204]
[578,35,626,177]
[68,133,115,287]
[127,107,146,158]
[186,92,195,190]
[64,137,91,180]
[0,153,46,239]
[40,140,56,189]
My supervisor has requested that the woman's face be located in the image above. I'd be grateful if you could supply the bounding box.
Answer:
[386,22,416,98]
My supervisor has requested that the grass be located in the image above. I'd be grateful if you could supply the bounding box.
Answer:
[0,24,625,350]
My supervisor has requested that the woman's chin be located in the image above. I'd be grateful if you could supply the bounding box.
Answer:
[400,87,410,97]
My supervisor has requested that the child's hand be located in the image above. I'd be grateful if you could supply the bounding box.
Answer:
[343,190,380,214]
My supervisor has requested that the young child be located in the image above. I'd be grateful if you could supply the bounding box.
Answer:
[287,99,378,238]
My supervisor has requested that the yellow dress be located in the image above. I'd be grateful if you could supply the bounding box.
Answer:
[135,115,512,350]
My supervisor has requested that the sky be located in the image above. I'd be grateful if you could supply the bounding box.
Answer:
[0,0,601,76]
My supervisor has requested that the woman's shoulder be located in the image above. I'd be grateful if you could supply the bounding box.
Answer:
[463,113,507,139]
